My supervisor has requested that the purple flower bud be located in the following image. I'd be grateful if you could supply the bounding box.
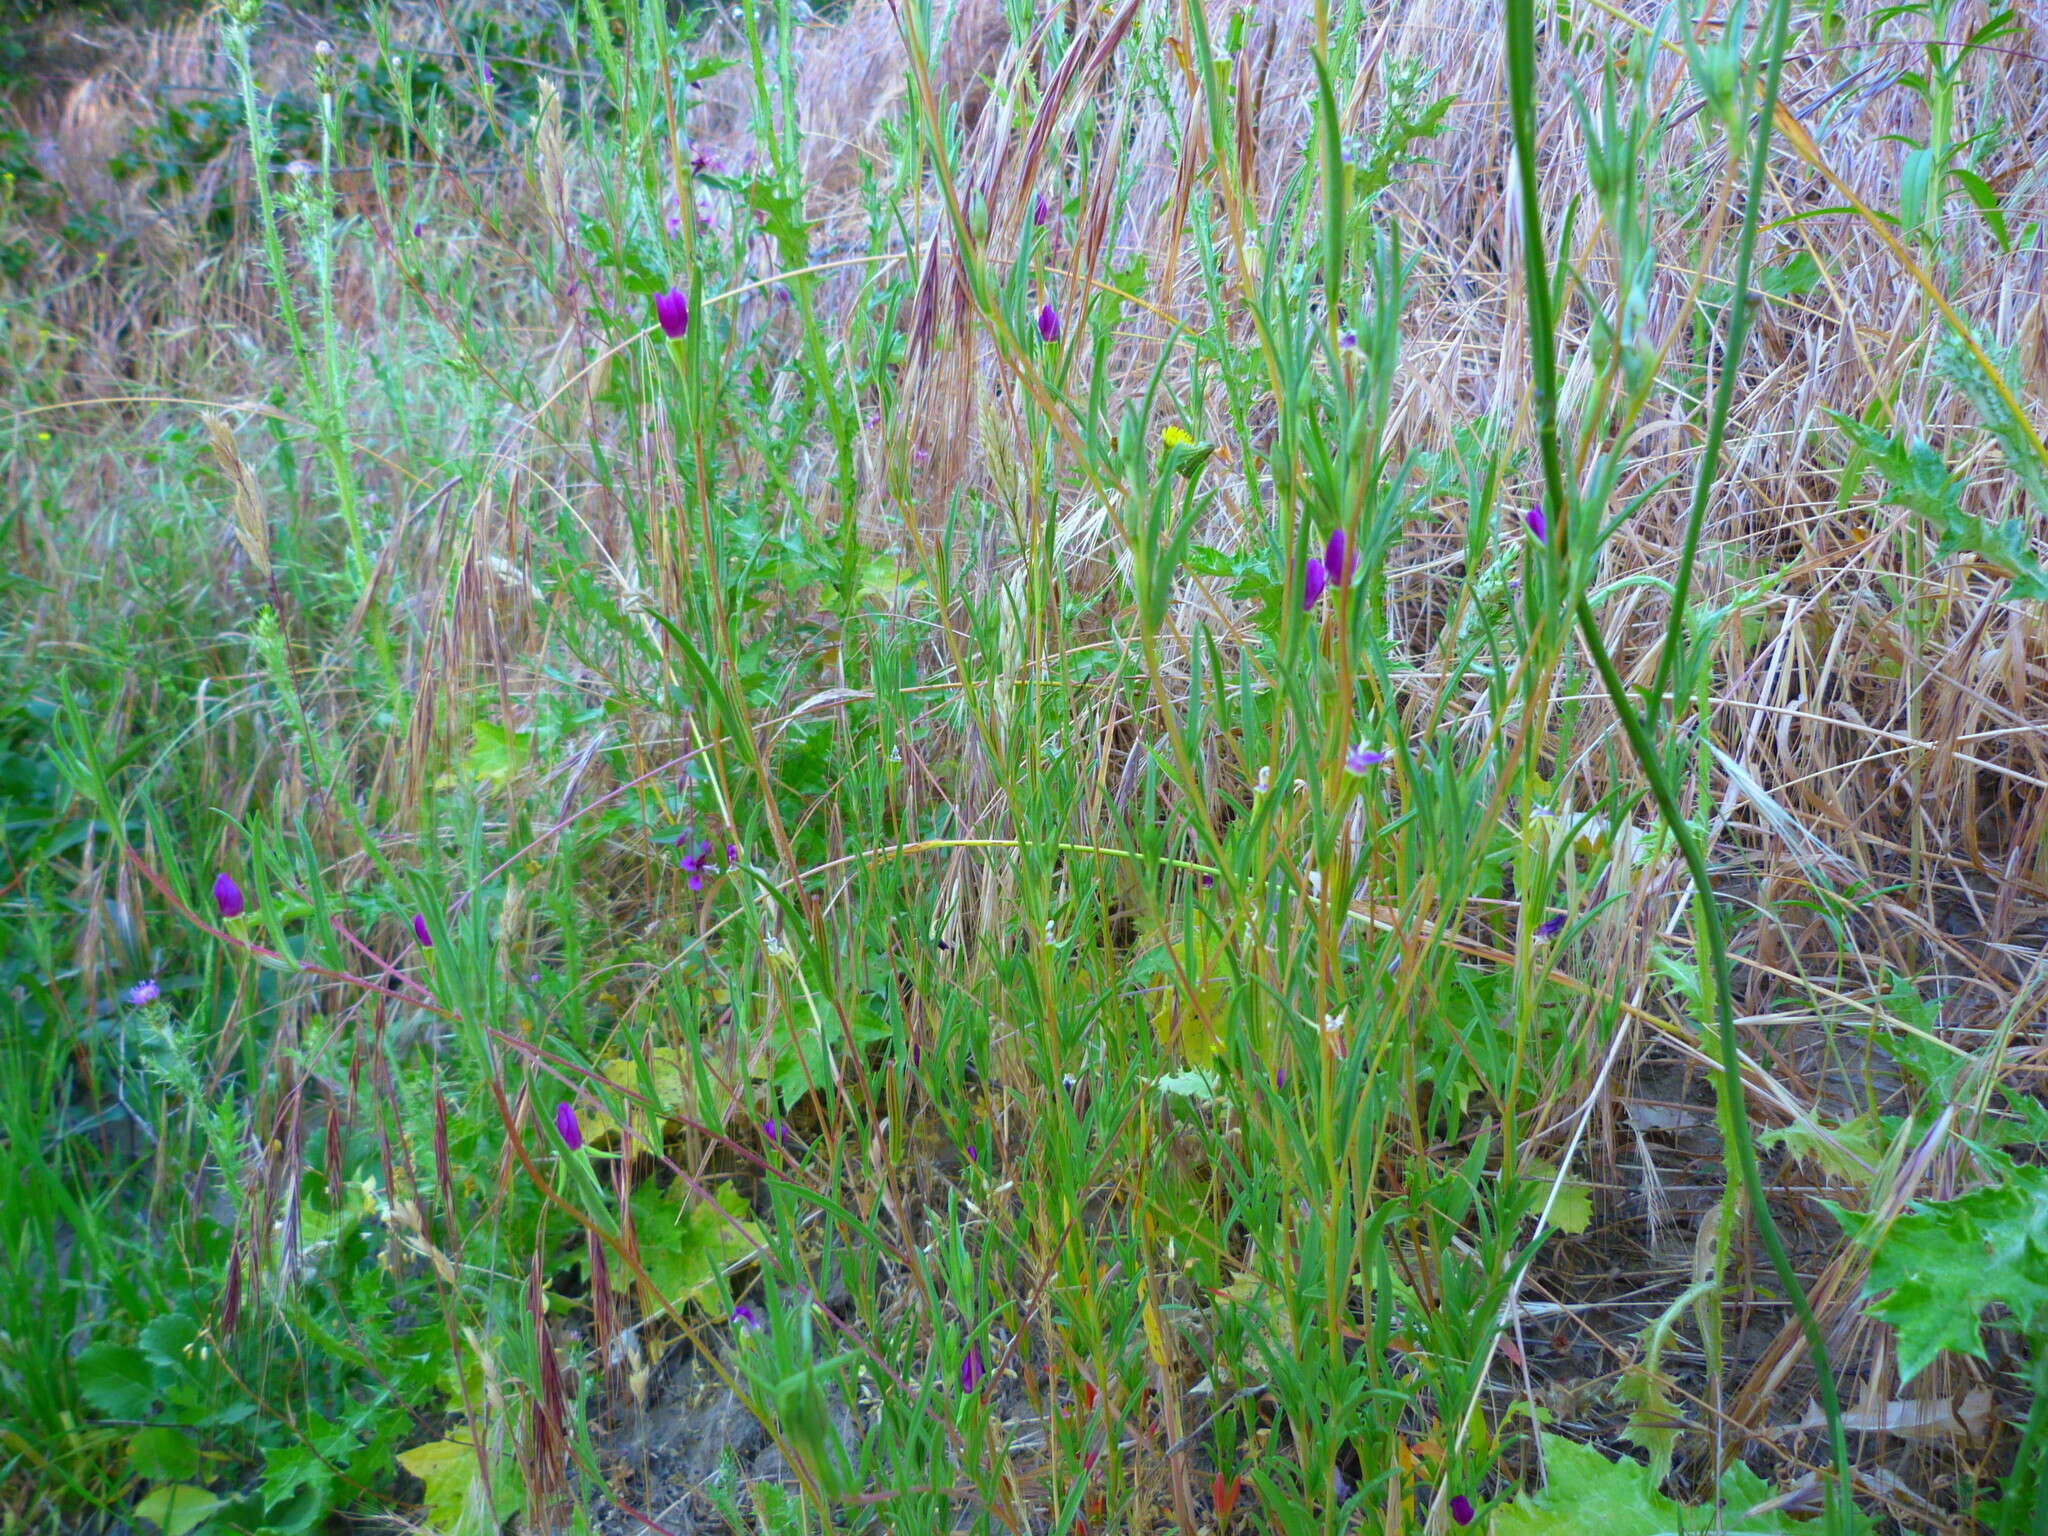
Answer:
[1302,556,1328,611]
[1524,505,1548,542]
[1345,743,1392,774]
[212,873,245,919]
[1274,1065,1287,1089]
[125,979,160,1007]
[960,1344,986,1393]
[1323,527,1354,588]
[412,913,433,948]
[966,1142,979,1163]
[413,219,425,239]
[1450,1494,1476,1526]
[763,1118,787,1146]
[732,1303,764,1334]
[1037,302,1061,344]
[480,61,493,85]
[1535,914,1566,939]
[554,1101,583,1150]
[1033,190,1052,227]
[655,287,690,339]
[1338,329,1358,350]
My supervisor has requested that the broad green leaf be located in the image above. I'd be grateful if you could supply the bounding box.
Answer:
[1492,1435,1843,1536]
[631,1182,764,1315]
[133,1485,223,1536]
[397,1436,488,1536]
[127,1427,200,1483]
[76,1343,158,1417]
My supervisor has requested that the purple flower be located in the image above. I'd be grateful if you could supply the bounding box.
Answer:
[732,1304,764,1334]
[212,873,245,919]
[960,1344,986,1393]
[680,839,715,892]
[1033,190,1052,227]
[554,1101,583,1150]
[1302,555,1328,610]
[1274,1065,1287,1090]
[1338,329,1358,350]
[479,61,494,86]
[1345,742,1392,774]
[412,913,433,948]
[1450,1494,1476,1526]
[412,219,425,239]
[1323,527,1354,588]
[965,1142,978,1164]
[1535,913,1566,939]
[125,979,160,1007]
[1037,302,1061,344]
[1524,505,1548,542]
[763,1118,788,1146]
[655,287,690,339]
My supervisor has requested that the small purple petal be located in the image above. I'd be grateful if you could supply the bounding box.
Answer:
[125,979,160,1007]
[965,1143,978,1164]
[212,873,245,919]
[1037,302,1061,344]
[1033,190,1052,227]
[1323,527,1353,588]
[654,287,690,339]
[1345,743,1392,774]
[1450,1494,1476,1527]
[960,1345,985,1393]
[1302,556,1328,611]
[1338,329,1358,350]
[732,1304,764,1334]
[763,1118,787,1146]
[554,1101,583,1150]
[1535,914,1567,939]
[1524,505,1548,542]
[412,913,433,948]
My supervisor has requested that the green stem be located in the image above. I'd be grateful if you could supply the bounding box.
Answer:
[1501,0,1852,1522]
[1577,592,1852,1527]
[1645,0,1797,738]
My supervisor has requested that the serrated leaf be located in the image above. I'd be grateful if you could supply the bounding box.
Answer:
[455,720,531,789]
[133,1485,223,1536]
[630,1182,764,1315]
[1830,412,2048,601]
[1858,1165,2048,1381]
[76,1343,159,1417]
[1492,1435,1835,1536]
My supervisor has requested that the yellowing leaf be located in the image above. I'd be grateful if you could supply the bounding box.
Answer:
[1526,1162,1594,1234]
[397,1436,484,1536]
[580,1048,711,1147]
[1149,935,1229,1065]
[133,1485,223,1536]
[441,719,530,790]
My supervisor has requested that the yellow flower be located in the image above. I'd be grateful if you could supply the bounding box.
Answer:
[1161,425,1194,450]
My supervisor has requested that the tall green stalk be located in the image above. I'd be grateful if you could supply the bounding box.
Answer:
[1499,0,1852,1525]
